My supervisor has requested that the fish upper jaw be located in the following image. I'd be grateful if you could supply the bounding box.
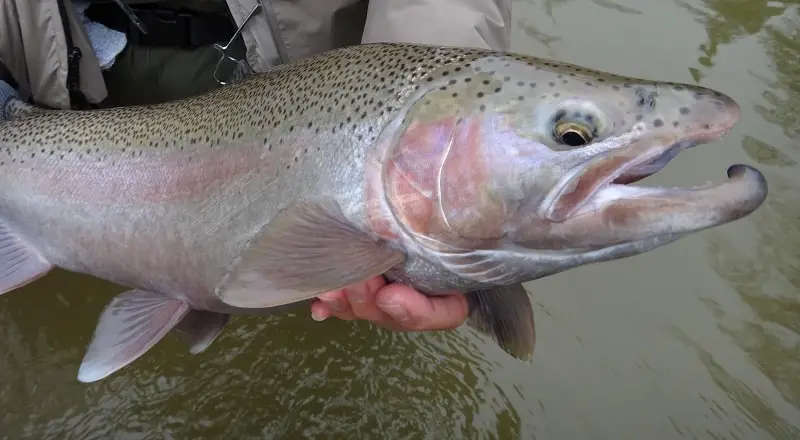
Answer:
[609,114,740,185]
[538,128,677,222]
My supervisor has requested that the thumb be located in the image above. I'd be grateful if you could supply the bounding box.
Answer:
[376,284,468,331]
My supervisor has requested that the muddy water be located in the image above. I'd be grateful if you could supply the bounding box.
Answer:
[1,0,798,439]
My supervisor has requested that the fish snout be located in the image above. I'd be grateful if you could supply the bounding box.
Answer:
[671,86,742,142]
[682,85,741,141]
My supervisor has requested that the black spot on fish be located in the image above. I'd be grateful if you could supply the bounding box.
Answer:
[679,107,690,115]
[653,119,664,127]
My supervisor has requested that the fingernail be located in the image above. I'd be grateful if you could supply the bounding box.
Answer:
[311,310,327,322]
[380,301,409,322]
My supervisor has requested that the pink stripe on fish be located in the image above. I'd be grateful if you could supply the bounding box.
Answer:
[23,144,273,205]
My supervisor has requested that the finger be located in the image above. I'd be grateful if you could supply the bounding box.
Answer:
[344,276,390,322]
[309,299,332,321]
[315,289,357,321]
[376,285,469,331]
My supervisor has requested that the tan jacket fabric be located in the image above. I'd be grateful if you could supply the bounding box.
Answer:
[0,0,109,109]
[0,0,511,109]
[227,0,511,72]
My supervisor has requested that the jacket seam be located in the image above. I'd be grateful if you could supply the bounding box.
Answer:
[258,0,289,64]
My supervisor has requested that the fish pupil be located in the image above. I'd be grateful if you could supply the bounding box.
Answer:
[560,130,588,147]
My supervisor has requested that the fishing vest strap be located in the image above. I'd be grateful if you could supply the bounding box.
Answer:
[56,0,92,110]
[87,3,236,49]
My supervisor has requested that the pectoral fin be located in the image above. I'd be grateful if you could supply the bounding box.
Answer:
[216,199,406,308]
[173,310,230,354]
[0,222,53,295]
[78,290,190,383]
[466,283,536,360]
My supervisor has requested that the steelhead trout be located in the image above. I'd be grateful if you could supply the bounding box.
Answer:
[0,43,767,383]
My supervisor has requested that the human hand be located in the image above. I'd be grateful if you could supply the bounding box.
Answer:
[311,276,469,332]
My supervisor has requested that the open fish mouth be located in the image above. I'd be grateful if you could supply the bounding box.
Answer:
[609,121,739,186]
[530,122,768,248]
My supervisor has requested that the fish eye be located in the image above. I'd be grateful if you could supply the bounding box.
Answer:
[554,121,593,147]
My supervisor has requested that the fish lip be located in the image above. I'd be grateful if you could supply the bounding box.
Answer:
[542,122,737,223]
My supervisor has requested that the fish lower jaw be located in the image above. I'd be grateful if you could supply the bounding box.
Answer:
[565,164,767,221]
[567,181,713,216]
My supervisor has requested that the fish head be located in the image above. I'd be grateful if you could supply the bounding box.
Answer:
[379,50,767,281]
